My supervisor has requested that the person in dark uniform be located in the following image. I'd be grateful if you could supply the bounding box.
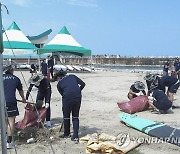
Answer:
[174,58,180,79]
[48,56,54,79]
[148,84,172,114]
[153,75,180,103]
[26,73,52,127]
[3,65,26,149]
[127,81,146,100]
[41,59,48,76]
[163,59,170,76]
[30,63,36,77]
[55,70,85,143]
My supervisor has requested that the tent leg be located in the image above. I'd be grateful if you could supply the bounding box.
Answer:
[38,49,41,73]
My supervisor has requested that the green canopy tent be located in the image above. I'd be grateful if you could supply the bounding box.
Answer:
[39,26,91,56]
[2,21,39,67]
[3,21,37,50]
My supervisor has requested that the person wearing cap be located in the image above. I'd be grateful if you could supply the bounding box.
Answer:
[48,56,54,79]
[127,81,146,100]
[174,58,180,79]
[26,73,52,127]
[148,84,172,114]
[55,70,85,143]
[144,73,158,96]
[3,65,26,149]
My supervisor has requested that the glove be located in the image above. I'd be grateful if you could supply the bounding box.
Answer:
[135,93,141,96]
[22,98,26,103]
[45,103,49,109]
[148,96,155,101]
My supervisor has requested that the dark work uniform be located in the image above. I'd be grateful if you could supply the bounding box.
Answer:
[163,61,169,76]
[41,61,48,76]
[146,80,151,92]
[57,75,85,139]
[159,76,180,93]
[26,78,52,121]
[3,73,23,117]
[174,61,180,72]
[30,64,36,73]
[152,89,172,111]
[174,61,180,79]
[146,80,154,94]
[128,84,146,98]
[48,58,54,78]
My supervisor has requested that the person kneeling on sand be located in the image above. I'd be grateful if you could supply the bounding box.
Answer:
[127,81,146,100]
[144,72,158,96]
[147,84,173,114]
[54,70,85,144]
[152,75,180,104]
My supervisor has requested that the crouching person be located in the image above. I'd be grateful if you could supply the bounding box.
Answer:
[26,73,52,127]
[55,70,85,144]
[3,65,26,149]
[128,81,146,100]
[148,84,172,114]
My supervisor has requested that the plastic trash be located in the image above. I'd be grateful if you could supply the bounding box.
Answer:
[27,137,35,143]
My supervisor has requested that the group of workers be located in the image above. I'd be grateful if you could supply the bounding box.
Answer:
[128,59,180,114]
[3,57,85,149]
[40,56,54,78]
[3,57,180,149]
[29,55,54,78]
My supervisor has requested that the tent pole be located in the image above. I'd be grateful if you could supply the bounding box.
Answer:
[0,3,7,154]
[38,49,41,72]
[90,55,93,71]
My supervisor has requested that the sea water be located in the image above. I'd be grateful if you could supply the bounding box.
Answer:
[93,65,163,73]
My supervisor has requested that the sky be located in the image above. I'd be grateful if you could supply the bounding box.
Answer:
[1,0,180,56]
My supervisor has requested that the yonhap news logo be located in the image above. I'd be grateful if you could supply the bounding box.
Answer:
[116,133,180,147]
[116,133,131,148]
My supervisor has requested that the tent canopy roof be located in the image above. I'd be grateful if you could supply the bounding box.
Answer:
[40,44,91,56]
[27,29,52,40]
[7,22,21,30]
[40,26,91,56]
[59,26,71,35]
[3,22,37,50]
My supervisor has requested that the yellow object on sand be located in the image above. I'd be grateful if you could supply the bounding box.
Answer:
[80,133,141,153]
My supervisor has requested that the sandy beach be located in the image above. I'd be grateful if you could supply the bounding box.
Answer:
[2,70,180,154]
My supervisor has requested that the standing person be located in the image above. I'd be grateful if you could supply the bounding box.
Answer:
[147,84,172,114]
[26,73,52,127]
[41,59,48,76]
[55,70,85,143]
[48,56,54,79]
[163,59,170,76]
[3,65,26,149]
[127,81,146,100]
[30,63,36,77]
[174,58,180,79]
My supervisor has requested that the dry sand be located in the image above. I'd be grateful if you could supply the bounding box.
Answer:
[2,70,180,154]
